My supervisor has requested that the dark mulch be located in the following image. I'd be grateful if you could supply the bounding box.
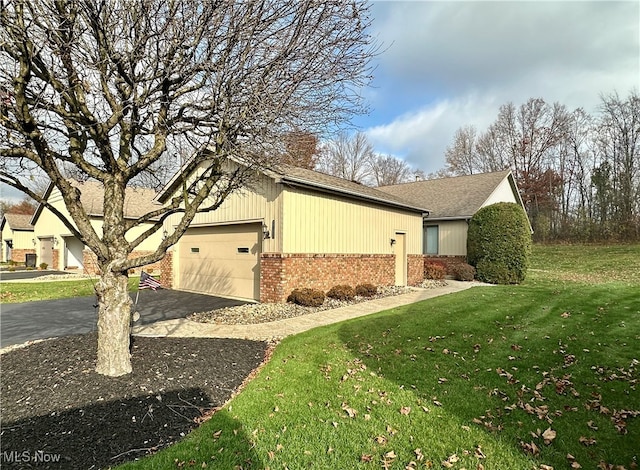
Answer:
[0,333,268,469]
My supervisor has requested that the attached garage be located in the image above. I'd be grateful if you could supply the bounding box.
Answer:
[177,223,262,300]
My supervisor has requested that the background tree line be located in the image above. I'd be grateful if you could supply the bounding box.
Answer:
[442,91,639,242]
[280,130,424,186]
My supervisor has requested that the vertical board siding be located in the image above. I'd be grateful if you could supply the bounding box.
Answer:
[483,177,517,206]
[282,186,422,254]
[164,173,282,254]
[437,220,468,256]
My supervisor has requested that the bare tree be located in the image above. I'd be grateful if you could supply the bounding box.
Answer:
[596,90,640,240]
[280,130,319,170]
[0,0,375,376]
[0,197,37,217]
[317,131,374,183]
[370,154,412,186]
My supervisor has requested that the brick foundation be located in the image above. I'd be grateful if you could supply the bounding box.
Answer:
[260,253,396,303]
[408,254,424,286]
[52,249,59,271]
[159,251,173,289]
[9,248,36,264]
[82,250,167,276]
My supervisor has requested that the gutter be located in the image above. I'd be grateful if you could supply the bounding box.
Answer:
[276,176,430,214]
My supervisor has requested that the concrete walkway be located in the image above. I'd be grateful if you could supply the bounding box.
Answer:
[133,280,486,341]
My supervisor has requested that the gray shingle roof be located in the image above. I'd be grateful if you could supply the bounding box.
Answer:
[2,213,34,230]
[32,180,160,224]
[378,170,512,219]
[69,180,160,218]
[272,164,429,213]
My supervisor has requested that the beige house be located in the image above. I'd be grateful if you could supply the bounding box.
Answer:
[1,213,35,264]
[158,161,428,302]
[30,180,163,272]
[378,170,528,260]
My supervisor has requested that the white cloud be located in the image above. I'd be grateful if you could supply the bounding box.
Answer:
[366,93,501,172]
[362,1,639,174]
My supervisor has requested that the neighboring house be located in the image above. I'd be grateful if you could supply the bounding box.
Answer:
[30,180,164,273]
[378,170,529,261]
[157,160,429,302]
[1,213,35,264]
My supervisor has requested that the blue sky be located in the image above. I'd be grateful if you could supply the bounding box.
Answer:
[1,1,638,203]
[356,0,640,174]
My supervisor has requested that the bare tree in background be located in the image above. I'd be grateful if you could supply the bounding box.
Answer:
[0,0,375,376]
[280,130,319,170]
[370,154,412,186]
[596,91,640,240]
[317,131,374,183]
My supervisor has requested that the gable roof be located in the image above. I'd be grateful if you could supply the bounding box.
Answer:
[158,156,429,214]
[1,213,34,231]
[377,170,516,220]
[270,164,429,213]
[31,180,160,224]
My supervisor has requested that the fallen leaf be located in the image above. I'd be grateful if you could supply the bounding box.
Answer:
[360,454,373,462]
[561,312,571,318]
[520,440,540,456]
[341,402,357,418]
[474,445,486,459]
[441,454,459,468]
[433,400,443,407]
[375,435,387,445]
[542,427,557,445]
[579,436,597,446]
[400,406,412,415]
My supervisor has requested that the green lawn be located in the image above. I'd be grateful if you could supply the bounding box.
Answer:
[0,276,140,303]
[117,244,640,470]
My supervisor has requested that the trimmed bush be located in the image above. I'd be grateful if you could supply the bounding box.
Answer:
[451,263,475,281]
[424,262,446,280]
[467,202,531,284]
[287,288,325,307]
[326,284,356,301]
[355,283,377,297]
[39,262,48,270]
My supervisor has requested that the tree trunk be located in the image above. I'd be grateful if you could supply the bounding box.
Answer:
[95,270,132,376]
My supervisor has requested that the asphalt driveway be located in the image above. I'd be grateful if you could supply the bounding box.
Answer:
[0,289,246,348]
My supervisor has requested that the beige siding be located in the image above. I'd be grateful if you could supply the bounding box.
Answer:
[281,186,422,255]
[163,172,282,254]
[1,225,34,262]
[34,187,162,269]
[483,177,517,207]
[437,220,469,256]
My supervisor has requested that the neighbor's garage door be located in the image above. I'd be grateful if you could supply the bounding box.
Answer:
[178,224,261,300]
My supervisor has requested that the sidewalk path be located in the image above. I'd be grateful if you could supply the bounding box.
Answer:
[133,280,488,341]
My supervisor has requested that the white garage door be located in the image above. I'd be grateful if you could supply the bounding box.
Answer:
[178,224,261,300]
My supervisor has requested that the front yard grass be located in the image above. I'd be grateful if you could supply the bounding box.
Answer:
[118,245,640,470]
[0,276,140,303]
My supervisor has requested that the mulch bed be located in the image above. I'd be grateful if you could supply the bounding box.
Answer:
[0,333,268,469]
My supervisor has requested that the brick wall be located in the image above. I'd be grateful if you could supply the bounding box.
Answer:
[82,250,167,276]
[408,254,424,286]
[159,251,173,289]
[260,253,396,303]
[10,248,36,264]
[52,249,59,270]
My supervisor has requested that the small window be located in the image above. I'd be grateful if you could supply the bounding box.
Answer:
[424,225,439,255]
[191,247,200,253]
[237,247,249,254]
